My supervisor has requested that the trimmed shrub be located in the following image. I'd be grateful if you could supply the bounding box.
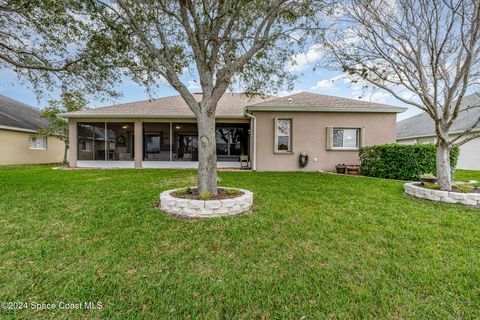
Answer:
[359,143,459,180]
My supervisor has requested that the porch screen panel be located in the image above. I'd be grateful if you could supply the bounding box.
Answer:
[106,123,134,160]
[143,123,171,161]
[77,123,106,160]
[173,123,198,161]
[215,124,249,161]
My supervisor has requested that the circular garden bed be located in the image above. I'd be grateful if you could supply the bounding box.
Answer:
[404,182,480,208]
[160,187,253,218]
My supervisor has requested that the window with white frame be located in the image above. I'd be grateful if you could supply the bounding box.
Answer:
[275,118,292,153]
[332,128,360,149]
[28,136,47,150]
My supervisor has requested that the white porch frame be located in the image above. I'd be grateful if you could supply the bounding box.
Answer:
[73,120,248,169]
[76,161,241,169]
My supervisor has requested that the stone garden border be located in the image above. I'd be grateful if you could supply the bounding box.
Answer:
[159,187,253,218]
[404,182,480,207]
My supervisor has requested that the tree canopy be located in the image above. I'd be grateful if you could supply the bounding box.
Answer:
[323,0,480,190]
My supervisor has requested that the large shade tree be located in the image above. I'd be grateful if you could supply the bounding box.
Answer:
[82,0,323,194]
[323,0,480,191]
[0,0,120,97]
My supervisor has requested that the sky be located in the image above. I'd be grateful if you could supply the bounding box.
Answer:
[0,49,422,122]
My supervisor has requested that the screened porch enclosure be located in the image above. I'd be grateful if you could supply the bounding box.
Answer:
[142,122,249,162]
[76,121,250,168]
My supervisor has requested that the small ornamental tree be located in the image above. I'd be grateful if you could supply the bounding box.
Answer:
[38,91,87,165]
[323,0,480,191]
[81,0,323,195]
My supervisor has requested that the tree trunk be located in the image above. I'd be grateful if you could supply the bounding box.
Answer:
[436,141,452,191]
[197,113,218,195]
[63,140,69,166]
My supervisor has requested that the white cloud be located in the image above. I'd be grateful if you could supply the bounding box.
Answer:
[311,79,335,91]
[187,79,201,92]
[288,44,323,72]
[310,74,346,92]
[277,89,303,97]
[355,90,392,103]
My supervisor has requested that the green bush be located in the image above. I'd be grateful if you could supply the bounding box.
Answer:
[225,189,240,196]
[359,143,459,180]
[176,187,191,196]
[199,191,212,200]
[455,184,476,193]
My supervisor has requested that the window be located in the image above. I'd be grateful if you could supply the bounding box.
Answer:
[215,126,248,159]
[81,140,92,152]
[332,128,360,149]
[28,136,46,149]
[417,137,435,144]
[275,118,292,153]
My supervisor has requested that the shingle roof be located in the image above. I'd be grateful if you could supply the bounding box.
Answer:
[62,93,274,118]
[246,92,406,113]
[62,91,405,118]
[0,95,48,131]
[397,93,480,140]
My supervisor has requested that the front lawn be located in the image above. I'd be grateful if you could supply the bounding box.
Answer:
[0,166,479,319]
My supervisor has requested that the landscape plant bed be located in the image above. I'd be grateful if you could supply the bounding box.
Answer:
[171,187,244,200]
[404,182,480,207]
[418,182,480,193]
[160,187,253,218]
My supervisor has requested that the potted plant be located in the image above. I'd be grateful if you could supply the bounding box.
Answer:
[335,163,347,174]
[420,173,437,185]
[346,164,360,175]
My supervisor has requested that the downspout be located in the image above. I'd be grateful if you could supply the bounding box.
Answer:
[245,110,257,171]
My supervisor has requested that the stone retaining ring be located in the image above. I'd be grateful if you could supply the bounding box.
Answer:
[159,187,253,218]
[404,182,480,207]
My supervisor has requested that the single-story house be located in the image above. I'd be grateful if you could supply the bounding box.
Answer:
[0,95,64,165]
[397,93,480,170]
[62,92,405,171]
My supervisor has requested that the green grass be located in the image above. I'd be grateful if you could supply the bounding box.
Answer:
[455,169,480,182]
[0,166,479,319]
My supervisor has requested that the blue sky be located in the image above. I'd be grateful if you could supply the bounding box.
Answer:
[0,54,421,122]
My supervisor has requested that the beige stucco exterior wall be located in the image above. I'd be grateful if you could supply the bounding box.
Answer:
[0,129,65,165]
[253,112,397,172]
[456,136,480,170]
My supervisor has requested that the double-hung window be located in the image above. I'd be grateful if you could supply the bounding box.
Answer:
[274,118,292,153]
[331,128,360,150]
[28,136,47,150]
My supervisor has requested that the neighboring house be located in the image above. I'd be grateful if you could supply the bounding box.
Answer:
[397,93,480,170]
[0,95,64,165]
[62,92,405,171]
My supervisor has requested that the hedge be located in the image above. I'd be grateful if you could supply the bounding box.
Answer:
[359,143,459,180]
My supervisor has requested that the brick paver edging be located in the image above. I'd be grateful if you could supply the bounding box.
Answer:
[160,187,253,218]
[404,182,480,208]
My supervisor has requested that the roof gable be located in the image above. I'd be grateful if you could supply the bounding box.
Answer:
[63,91,406,119]
[397,93,480,139]
[246,92,406,113]
[63,93,273,118]
[0,95,48,131]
